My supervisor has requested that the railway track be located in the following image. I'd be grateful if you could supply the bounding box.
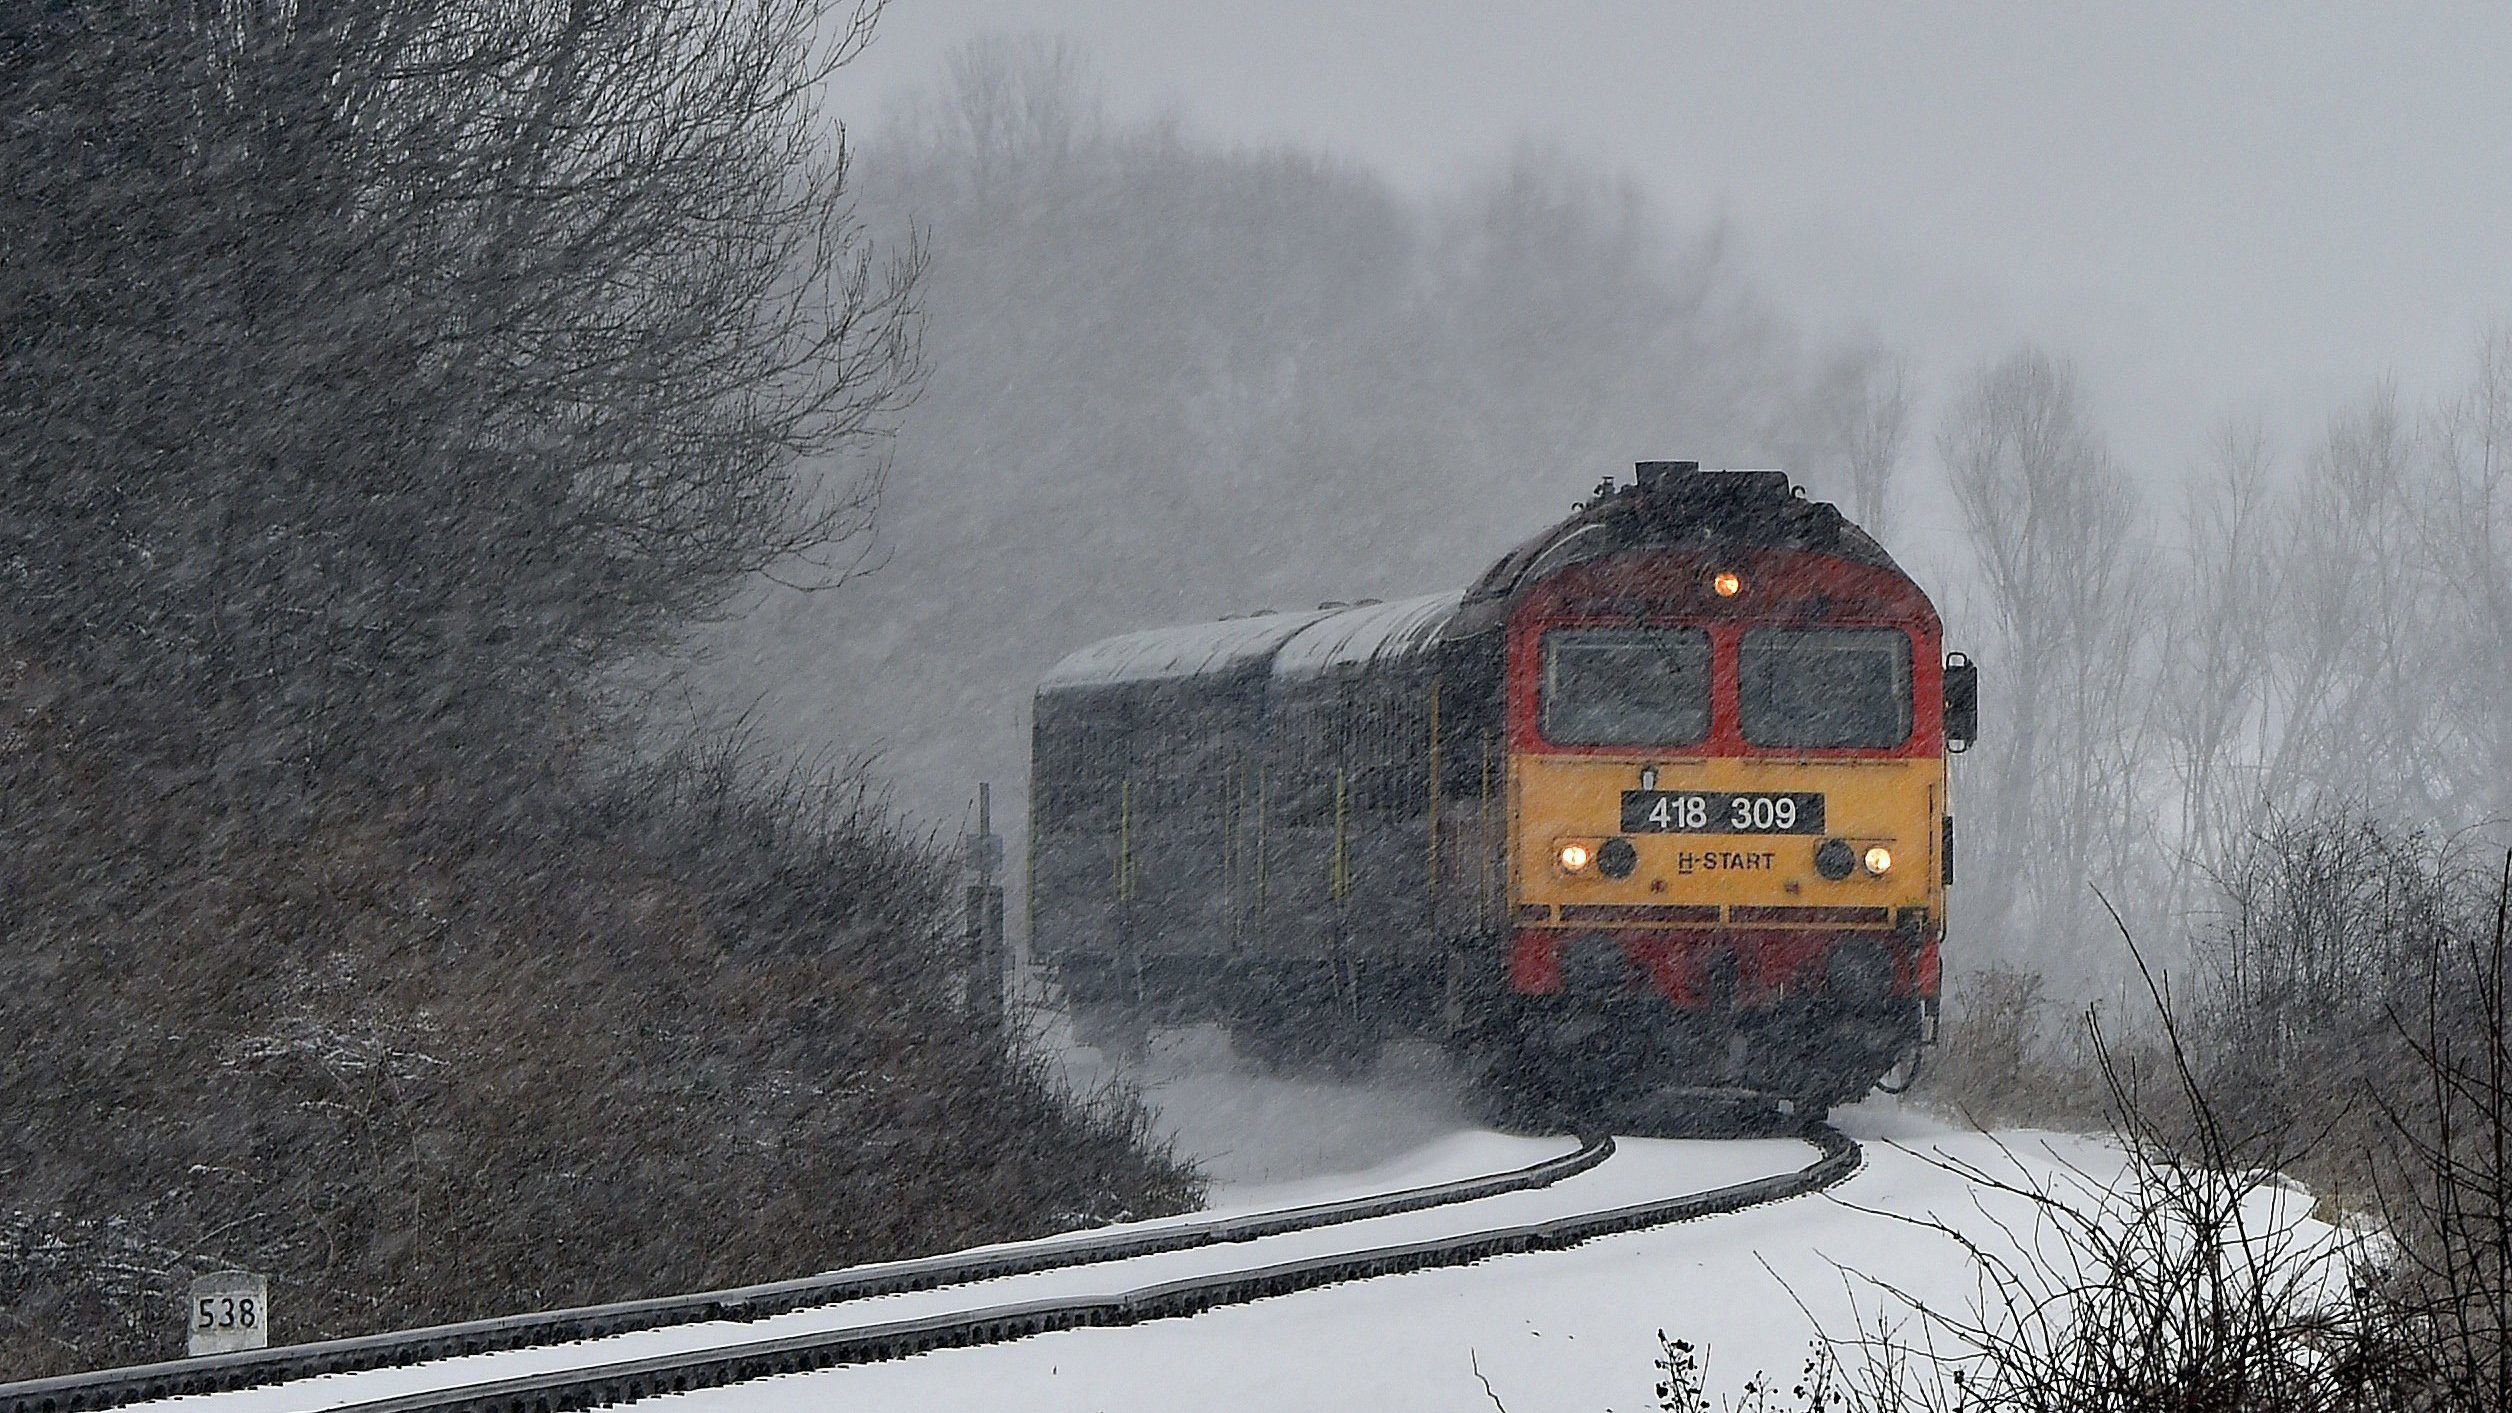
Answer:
[5,1122,1857,1413]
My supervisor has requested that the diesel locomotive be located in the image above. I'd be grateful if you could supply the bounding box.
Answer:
[1029,462,1976,1118]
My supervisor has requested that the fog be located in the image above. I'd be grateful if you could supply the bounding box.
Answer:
[846,3,2512,477]
[705,21,2512,1001]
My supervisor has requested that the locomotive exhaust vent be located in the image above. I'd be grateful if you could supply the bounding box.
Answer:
[1633,460,1701,493]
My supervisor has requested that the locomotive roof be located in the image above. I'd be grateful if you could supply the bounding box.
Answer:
[1036,607,1336,693]
[1446,466,1908,635]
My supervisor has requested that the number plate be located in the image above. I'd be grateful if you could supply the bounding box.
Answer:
[188,1272,268,1355]
[1620,791,1825,834]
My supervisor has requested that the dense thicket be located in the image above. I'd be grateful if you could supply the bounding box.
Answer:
[3,0,918,788]
[0,4,1189,1376]
[0,729,1190,1373]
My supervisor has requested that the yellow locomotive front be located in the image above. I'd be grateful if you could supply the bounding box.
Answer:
[1479,495,1970,1112]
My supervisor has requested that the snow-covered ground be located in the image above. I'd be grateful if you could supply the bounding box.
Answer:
[126,1042,1803,1413]
[128,1032,2342,1413]
[618,1098,2066,1412]
[636,1034,2350,1413]
[490,1035,2134,1412]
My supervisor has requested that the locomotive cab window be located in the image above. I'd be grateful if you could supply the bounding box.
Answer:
[1540,627,1710,746]
[1738,628,1912,748]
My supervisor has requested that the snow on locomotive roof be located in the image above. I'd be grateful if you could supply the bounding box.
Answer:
[1271,589,1464,680]
[1036,607,1335,693]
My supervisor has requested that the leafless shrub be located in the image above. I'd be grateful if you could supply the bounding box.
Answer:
[2364,849,2512,1409]
[1917,967,2058,1128]
[1664,846,2512,1412]
[1914,966,2138,1133]
[1653,1333,1843,1412]
[1823,1002,2401,1413]
[2184,813,2473,1185]
[0,722,1198,1376]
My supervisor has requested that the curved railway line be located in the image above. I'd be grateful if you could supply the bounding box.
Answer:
[4,1122,1858,1413]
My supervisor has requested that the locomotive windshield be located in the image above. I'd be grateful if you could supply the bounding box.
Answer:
[1739,627,1912,748]
[1540,627,1710,745]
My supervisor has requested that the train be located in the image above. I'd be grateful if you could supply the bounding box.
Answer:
[1028,461,1975,1121]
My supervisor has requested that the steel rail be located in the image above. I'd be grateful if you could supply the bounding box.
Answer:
[239,1122,1860,1413]
[3,1135,1611,1413]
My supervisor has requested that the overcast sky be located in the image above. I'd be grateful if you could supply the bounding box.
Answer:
[844,2,2512,481]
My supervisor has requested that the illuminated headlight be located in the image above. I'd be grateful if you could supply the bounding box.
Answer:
[1557,842,1594,873]
[1863,846,1894,877]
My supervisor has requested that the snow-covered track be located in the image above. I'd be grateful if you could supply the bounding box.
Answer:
[3,1134,1616,1413]
[79,1122,1854,1413]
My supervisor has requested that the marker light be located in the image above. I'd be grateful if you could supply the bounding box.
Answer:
[1557,842,1594,873]
[1863,846,1894,877]
[1710,570,1743,598]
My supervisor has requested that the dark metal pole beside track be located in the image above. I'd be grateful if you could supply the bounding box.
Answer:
[965,782,1007,1038]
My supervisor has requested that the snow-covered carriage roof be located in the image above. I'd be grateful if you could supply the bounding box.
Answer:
[1269,590,1463,681]
[1037,588,1466,696]
[1036,608,1335,693]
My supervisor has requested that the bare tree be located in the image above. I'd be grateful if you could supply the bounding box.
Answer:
[2253,386,2436,825]
[1,0,922,791]
[1812,342,1916,543]
[2155,419,2284,907]
[1940,348,2163,969]
[2425,323,2512,836]
[923,34,1102,201]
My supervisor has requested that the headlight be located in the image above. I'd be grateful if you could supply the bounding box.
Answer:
[1557,841,1593,873]
[1863,846,1894,877]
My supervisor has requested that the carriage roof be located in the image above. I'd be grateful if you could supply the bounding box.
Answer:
[1035,608,1334,693]
[1269,590,1462,681]
[1036,589,1464,698]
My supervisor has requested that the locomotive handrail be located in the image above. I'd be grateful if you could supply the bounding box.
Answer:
[1,1134,1611,1413]
[286,1121,1859,1413]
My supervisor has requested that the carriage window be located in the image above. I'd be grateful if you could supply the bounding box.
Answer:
[1739,628,1912,748]
[1540,628,1710,746]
